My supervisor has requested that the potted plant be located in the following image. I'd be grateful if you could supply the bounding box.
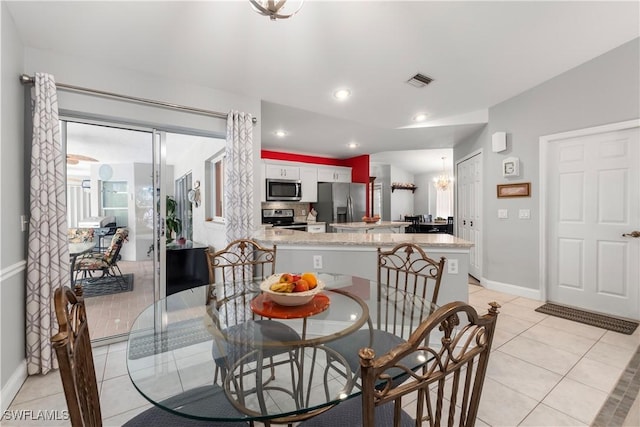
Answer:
[165,196,182,243]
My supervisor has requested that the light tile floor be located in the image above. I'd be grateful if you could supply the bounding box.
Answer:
[4,283,639,426]
[83,260,155,340]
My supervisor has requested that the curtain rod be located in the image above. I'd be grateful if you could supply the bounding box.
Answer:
[19,74,257,124]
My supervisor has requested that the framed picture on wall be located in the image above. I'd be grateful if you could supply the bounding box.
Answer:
[497,182,530,198]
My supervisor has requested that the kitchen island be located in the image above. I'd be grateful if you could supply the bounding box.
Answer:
[252,228,473,305]
[329,221,411,233]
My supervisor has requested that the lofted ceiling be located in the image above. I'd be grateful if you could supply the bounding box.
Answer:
[6,1,639,173]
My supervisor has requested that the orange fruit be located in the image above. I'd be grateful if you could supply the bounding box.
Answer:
[301,272,318,289]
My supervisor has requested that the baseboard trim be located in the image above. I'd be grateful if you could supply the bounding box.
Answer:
[0,360,27,413]
[481,277,543,301]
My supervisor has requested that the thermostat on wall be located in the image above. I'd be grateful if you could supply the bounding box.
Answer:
[502,157,520,177]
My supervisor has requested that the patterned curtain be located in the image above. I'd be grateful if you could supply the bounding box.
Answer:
[225,111,254,242]
[26,73,69,375]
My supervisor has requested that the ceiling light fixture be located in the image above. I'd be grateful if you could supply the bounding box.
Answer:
[249,0,304,21]
[333,89,351,100]
[413,113,429,122]
[347,142,359,149]
[274,130,287,137]
[433,157,452,191]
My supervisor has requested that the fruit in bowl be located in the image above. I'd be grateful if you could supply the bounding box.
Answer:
[261,272,325,306]
[362,214,380,224]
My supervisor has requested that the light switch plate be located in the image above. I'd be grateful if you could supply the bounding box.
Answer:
[498,209,508,219]
[519,209,531,219]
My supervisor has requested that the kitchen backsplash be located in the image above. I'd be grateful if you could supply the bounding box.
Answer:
[261,202,311,222]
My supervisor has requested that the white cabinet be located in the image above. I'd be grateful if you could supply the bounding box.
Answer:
[300,167,318,202]
[265,164,300,180]
[317,166,351,183]
[306,223,326,233]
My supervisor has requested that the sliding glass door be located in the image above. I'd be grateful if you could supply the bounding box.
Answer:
[64,120,156,342]
[64,119,225,342]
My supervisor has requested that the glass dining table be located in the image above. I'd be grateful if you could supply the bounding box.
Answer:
[126,273,437,424]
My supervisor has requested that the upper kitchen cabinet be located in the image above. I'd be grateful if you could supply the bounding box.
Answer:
[300,166,318,202]
[317,166,351,183]
[265,163,300,180]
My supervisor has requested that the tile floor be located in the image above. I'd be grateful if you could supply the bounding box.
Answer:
[83,260,155,341]
[4,283,639,426]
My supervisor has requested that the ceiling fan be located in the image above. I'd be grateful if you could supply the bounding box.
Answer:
[67,154,98,165]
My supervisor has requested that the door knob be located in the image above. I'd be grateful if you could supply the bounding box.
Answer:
[622,231,640,238]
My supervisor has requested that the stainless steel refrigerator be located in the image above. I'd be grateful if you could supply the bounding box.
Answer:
[315,182,366,231]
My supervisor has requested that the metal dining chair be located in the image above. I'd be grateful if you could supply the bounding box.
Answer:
[323,243,446,388]
[300,301,500,427]
[404,215,422,233]
[51,285,248,426]
[205,239,301,414]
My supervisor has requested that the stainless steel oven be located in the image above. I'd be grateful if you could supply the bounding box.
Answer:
[266,179,302,201]
[262,209,307,231]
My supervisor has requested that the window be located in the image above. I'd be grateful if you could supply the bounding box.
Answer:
[436,186,453,218]
[101,181,128,226]
[207,151,225,221]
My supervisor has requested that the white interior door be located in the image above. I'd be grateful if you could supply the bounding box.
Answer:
[457,152,482,279]
[546,124,639,319]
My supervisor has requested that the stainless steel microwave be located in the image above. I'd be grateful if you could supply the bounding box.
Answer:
[266,179,302,201]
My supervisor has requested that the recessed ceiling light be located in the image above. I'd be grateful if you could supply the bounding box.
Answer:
[413,113,429,122]
[274,130,287,137]
[333,89,351,100]
[347,142,359,149]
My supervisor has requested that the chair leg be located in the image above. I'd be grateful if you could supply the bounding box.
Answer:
[254,352,269,414]
[109,265,127,290]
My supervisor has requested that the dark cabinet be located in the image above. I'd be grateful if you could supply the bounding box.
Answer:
[419,223,450,234]
[166,242,209,295]
[404,216,454,235]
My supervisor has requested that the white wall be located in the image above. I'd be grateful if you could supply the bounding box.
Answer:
[455,37,640,292]
[168,133,226,251]
[0,1,27,412]
[390,165,415,221]
[414,172,440,218]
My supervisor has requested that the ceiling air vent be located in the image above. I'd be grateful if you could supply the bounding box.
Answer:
[406,73,434,88]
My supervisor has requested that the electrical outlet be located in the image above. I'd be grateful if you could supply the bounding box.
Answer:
[498,209,508,219]
[519,209,531,219]
[313,255,323,269]
[448,259,459,274]
[301,209,306,215]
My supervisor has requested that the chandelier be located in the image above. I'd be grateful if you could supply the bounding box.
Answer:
[249,0,304,20]
[433,157,451,191]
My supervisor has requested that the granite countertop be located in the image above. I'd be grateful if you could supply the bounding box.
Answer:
[329,221,411,229]
[252,228,473,248]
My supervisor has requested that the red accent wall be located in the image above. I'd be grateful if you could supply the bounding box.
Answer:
[261,151,369,184]
[343,155,370,184]
[261,151,371,216]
